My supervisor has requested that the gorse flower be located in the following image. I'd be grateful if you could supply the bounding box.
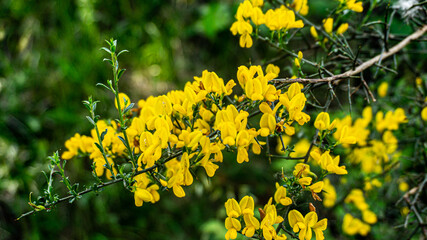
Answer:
[314,112,336,131]
[288,210,328,240]
[274,182,292,206]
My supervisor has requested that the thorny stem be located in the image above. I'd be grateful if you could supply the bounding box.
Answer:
[271,25,427,84]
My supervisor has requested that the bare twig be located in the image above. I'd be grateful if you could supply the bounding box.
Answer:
[272,25,427,84]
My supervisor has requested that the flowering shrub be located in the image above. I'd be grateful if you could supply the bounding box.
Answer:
[18,0,427,239]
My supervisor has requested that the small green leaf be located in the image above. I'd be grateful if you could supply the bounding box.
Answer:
[118,69,126,79]
[86,116,95,126]
[117,49,129,57]
[94,142,103,153]
[100,47,111,54]
[123,102,135,115]
[96,83,111,91]
[100,129,108,142]
[117,136,128,147]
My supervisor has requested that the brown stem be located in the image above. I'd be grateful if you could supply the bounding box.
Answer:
[272,25,427,84]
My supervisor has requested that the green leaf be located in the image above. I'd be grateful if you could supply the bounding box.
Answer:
[118,69,126,79]
[100,47,111,54]
[100,129,108,142]
[86,116,95,126]
[94,142,103,153]
[123,102,135,115]
[117,136,128,147]
[117,49,129,57]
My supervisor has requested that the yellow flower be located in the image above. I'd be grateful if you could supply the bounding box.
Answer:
[261,204,284,240]
[242,214,260,237]
[240,33,253,48]
[421,107,427,121]
[291,0,309,16]
[323,18,333,34]
[274,183,293,206]
[345,189,369,211]
[299,177,312,186]
[251,7,265,25]
[312,151,347,175]
[134,188,153,207]
[251,0,263,7]
[230,19,253,36]
[378,82,388,97]
[399,181,409,192]
[62,133,83,160]
[295,58,301,68]
[345,0,363,12]
[400,207,410,216]
[310,26,318,39]
[362,210,377,224]
[239,196,255,215]
[336,23,348,35]
[115,92,131,111]
[293,163,311,177]
[266,64,280,76]
[288,210,328,240]
[225,198,242,218]
[225,216,242,240]
[342,214,370,236]
[309,181,324,193]
[416,77,422,86]
[336,125,356,144]
[314,112,336,131]
[265,6,304,31]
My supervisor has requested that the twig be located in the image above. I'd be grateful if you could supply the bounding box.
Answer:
[16,150,183,220]
[272,25,427,84]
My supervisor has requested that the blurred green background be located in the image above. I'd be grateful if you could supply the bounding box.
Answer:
[1,0,425,239]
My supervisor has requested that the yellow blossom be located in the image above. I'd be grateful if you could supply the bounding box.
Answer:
[421,107,427,121]
[274,183,292,206]
[291,0,309,15]
[323,18,333,34]
[266,64,280,76]
[378,82,388,97]
[416,77,422,86]
[314,112,336,131]
[336,23,348,34]
[309,181,324,193]
[288,210,328,240]
[345,0,363,12]
[343,214,370,236]
[115,92,131,111]
[345,189,369,211]
[225,216,242,240]
[242,214,260,237]
[310,26,318,39]
[362,210,377,224]
[225,198,242,218]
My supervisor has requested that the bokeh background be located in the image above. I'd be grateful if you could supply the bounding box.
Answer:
[1,0,425,239]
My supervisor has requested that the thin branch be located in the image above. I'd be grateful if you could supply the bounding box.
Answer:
[272,25,427,84]
[16,150,183,220]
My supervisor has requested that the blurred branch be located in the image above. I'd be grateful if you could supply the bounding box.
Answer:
[272,25,427,84]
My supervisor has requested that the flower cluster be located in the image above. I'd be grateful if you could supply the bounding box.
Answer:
[230,0,304,48]
[342,189,377,236]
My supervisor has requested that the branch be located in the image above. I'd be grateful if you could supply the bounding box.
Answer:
[272,25,427,84]
[16,150,183,220]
